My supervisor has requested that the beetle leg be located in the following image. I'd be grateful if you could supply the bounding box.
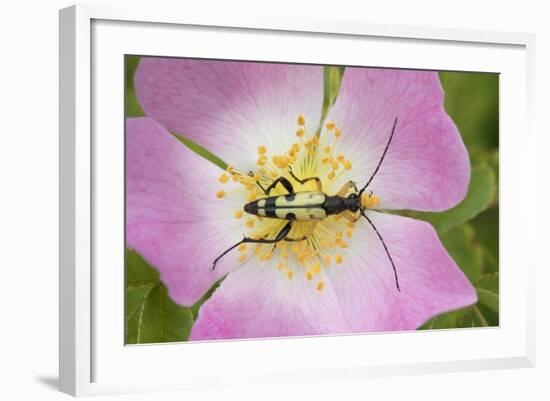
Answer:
[336,180,358,197]
[267,223,317,253]
[212,222,293,270]
[284,222,317,242]
[257,176,294,195]
[341,210,361,222]
[288,166,322,191]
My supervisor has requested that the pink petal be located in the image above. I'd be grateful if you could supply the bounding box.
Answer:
[328,68,470,211]
[189,263,353,340]
[190,212,476,340]
[323,211,477,332]
[135,58,324,170]
[126,117,247,306]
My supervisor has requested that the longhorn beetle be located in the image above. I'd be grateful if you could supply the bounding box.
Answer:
[212,117,400,291]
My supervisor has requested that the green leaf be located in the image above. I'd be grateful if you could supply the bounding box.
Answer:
[476,289,499,312]
[404,165,496,233]
[439,224,484,282]
[474,303,499,327]
[420,273,500,330]
[469,207,499,273]
[420,307,485,329]
[475,273,499,313]
[125,55,145,118]
[125,249,193,344]
[190,278,223,320]
[321,66,345,123]
[126,248,160,286]
[439,71,499,150]
[171,132,228,170]
[471,149,499,205]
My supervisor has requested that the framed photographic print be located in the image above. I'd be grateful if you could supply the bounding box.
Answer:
[59,4,536,396]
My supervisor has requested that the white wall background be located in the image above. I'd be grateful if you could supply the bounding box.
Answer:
[0,0,547,400]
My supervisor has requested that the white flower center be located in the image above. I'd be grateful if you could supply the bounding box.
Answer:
[215,115,380,291]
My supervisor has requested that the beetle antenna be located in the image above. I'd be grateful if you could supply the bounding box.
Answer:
[359,116,398,196]
[361,210,400,291]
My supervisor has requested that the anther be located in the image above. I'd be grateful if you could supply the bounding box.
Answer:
[234,210,244,219]
[246,191,256,202]
[325,121,336,130]
[306,271,314,280]
[239,254,247,262]
[216,190,226,199]
[335,254,343,264]
[219,173,229,184]
[361,194,381,208]
[316,281,325,291]
[257,145,267,155]
[296,127,305,137]
[260,252,272,261]
[245,218,255,228]
[287,270,294,279]
[297,115,306,126]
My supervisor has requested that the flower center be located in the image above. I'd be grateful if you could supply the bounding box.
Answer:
[216,115,380,291]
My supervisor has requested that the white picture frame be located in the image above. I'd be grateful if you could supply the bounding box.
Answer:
[59,3,536,397]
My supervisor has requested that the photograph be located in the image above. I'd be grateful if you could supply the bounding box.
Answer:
[124,56,499,343]
[2,0,545,399]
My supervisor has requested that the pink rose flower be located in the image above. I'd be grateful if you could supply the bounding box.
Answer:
[126,58,476,340]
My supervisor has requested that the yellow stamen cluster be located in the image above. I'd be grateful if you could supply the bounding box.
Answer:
[212,114,382,293]
[361,193,380,208]
[318,123,352,182]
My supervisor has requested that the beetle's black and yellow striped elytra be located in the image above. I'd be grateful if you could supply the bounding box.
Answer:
[244,190,360,221]
[212,117,401,291]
